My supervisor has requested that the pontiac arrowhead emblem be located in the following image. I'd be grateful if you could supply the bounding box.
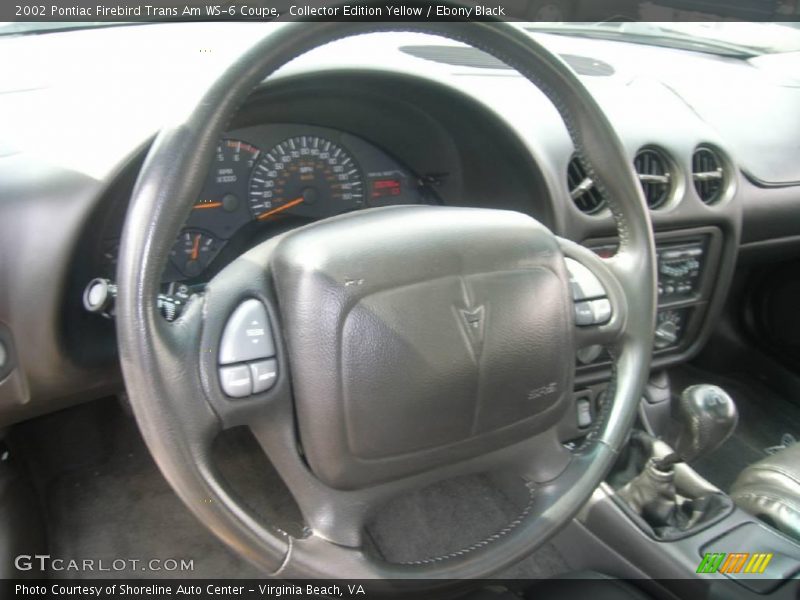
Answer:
[460,306,485,332]
[457,304,485,359]
[455,277,486,360]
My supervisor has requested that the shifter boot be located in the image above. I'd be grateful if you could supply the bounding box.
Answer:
[618,458,682,528]
[616,449,732,538]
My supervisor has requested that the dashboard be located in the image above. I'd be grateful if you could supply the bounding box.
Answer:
[0,23,799,428]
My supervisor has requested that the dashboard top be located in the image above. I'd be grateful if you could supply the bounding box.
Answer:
[0,23,798,184]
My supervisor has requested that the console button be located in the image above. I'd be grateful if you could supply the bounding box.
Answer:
[219,365,252,398]
[219,299,275,365]
[249,359,278,394]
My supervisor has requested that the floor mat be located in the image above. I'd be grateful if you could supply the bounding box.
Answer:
[671,366,800,492]
[13,398,569,580]
[367,475,569,579]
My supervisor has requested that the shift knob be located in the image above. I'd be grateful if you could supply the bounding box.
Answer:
[673,384,738,463]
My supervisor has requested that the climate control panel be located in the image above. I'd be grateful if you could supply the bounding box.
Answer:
[590,239,707,305]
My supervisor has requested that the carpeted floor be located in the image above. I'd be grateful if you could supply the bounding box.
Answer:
[10,398,569,580]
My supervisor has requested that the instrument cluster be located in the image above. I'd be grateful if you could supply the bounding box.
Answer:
[101,124,435,285]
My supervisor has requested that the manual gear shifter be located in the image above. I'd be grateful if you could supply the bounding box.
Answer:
[671,384,738,464]
[615,385,738,538]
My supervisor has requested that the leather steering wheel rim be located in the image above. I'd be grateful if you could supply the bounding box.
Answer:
[116,22,656,583]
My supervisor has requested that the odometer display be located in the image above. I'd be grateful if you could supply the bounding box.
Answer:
[248,135,364,221]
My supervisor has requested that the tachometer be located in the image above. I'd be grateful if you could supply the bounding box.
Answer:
[192,139,260,213]
[248,135,364,221]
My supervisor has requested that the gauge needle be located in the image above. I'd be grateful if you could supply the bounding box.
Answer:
[192,201,223,210]
[191,234,201,261]
[257,197,304,221]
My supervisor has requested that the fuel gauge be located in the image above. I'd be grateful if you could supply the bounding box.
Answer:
[170,230,221,279]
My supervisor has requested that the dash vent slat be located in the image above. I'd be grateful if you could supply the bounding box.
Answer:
[633,148,672,210]
[692,147,725,205]
[567,157,605,215]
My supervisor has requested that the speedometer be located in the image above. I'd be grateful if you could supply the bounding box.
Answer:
[248,135,364,221]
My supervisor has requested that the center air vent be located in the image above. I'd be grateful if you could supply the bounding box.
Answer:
[692,147,725,205]
[567,157,605,215]
[633,148,672,210]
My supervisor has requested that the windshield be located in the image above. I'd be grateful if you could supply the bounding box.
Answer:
[525,22,800,56]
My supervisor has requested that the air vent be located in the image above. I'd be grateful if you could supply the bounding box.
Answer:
[692,147,725,205]
[567,157,605,214]
[633,149,672,210]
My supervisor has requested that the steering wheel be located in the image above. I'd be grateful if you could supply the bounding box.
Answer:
[116,22,656,582]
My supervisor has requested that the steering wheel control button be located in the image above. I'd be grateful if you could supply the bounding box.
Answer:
[565,257,606,300]
[574,301,595,326]
[219,364,252,398]
[590,298,612,324]
[219,299,275,365]
[576,397,593,428]
[567,258,613,327]
[249,359,278,394]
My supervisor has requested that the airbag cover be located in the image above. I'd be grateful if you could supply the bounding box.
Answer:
[271,206,573,489]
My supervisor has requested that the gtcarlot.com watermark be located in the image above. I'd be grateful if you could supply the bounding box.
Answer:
[15,554,194,573]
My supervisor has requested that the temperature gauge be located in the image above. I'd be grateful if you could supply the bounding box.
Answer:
[170,230,221,279]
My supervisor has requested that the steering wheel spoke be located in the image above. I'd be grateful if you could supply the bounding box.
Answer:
[191,240,291,430]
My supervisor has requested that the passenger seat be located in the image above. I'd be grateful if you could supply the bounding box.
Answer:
[731,443,800,542]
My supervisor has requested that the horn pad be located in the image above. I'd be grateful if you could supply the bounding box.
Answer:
[271,207,574,490]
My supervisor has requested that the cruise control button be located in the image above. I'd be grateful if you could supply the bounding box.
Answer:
[219,365,252,398]
[565,258,606,300]
[590,298,612,324]
[249,358,278,394]
[574,301,595,326]
[577,398,593,428]
[219,299,275,365]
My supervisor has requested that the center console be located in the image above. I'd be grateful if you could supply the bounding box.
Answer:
[577,226,724,372]
[557,378,800,599]
[554,222,800,597]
